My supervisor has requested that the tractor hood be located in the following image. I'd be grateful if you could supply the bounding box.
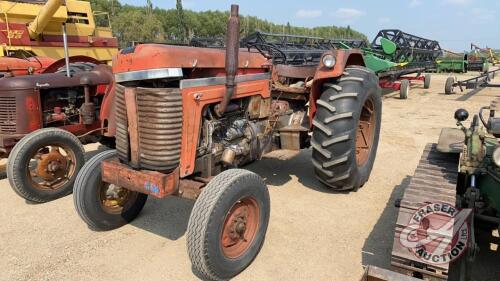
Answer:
[112,44,268,83]
[0,64,113,92]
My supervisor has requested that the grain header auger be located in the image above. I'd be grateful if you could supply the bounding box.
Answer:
[0,0,118,77]
[73,4,383,280]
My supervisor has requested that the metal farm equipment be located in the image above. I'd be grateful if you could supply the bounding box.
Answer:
[0,0,118,77]
[369,29,442,99]
[436,50,468,73]
[73,5,383,280]
[0,0,119,202]
[444,68,500,95]
[363,98,500,281]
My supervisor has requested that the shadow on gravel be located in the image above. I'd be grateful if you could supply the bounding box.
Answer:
[246,148,352,195]
[131,196,194,240]
[455,87,486,101]
[361,175,411,269]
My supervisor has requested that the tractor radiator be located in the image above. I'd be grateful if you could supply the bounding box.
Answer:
[115,85,182,172]
[0,97,17,133]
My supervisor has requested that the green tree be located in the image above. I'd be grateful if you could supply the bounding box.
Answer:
[112,9,164,47]
[176,0,187,42]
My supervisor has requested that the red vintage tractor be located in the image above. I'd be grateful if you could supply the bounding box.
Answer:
[3,63,116,203]
[73,5,382,280]
[0,0,119,202]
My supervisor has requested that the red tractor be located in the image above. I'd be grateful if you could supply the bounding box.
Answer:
[3,63,116,203]
[73,5,382,280]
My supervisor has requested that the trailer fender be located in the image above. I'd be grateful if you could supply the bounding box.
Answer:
[309,50,366,126]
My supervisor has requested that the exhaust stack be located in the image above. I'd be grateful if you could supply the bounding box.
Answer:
[216,4,240,116]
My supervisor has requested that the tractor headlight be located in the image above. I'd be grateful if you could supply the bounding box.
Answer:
[322,54,336,68]
[494,145,500,167]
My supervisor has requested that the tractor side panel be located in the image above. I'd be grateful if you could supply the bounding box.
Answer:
[179,75,270,177]
[308,50,366,127]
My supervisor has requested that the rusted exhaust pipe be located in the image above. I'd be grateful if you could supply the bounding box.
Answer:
[216,4,240,117]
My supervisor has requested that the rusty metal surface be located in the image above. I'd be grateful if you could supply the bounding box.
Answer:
[177,179,205,200]
[124,87,140,167]
[0,64,113,90]
[115,86,182,172]
[390,144,460,280]
[273,64,317,79]
[216,4,240,116]
[114,85,129,162]
[101,158,179,199]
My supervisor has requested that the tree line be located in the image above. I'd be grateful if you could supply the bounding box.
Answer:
[89,0,368,47]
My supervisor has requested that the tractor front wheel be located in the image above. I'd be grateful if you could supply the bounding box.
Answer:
[7,128,85,203]
[311,66,382,191]
[187,169,270,281]
[73,150,148,230]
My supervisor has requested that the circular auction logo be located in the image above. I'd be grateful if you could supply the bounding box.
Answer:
[399,202,471,265]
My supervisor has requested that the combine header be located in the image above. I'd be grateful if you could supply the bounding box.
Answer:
[368,29,441,99]
[73,5,382,280]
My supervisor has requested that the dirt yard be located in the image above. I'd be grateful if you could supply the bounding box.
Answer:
[1,71,499,281]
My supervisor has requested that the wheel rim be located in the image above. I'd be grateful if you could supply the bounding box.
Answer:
[99,183,138,215]
[220,196,260,259]
[355,97,376,167]
[26,145,77,191]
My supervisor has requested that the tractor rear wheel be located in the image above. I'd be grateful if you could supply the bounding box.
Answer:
[187,169,270,280]
[73,150,148,230]
[445,76,456,95]
[311,66,382,191]
[399,79,410,99]
[7,128,85,203]
[424,74,431,89]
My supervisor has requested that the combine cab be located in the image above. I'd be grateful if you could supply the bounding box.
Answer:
[73,5,383,280]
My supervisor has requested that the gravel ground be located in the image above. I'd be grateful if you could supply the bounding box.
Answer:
[0,71,499,281]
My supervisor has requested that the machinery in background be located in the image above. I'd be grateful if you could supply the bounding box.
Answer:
[0,0,118,77]
[471,43,498,66]
[444,68,500,95]
[436,49,468,73]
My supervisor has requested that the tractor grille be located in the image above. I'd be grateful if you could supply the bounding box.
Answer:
[115,85,183,172]
[0,97,17,133]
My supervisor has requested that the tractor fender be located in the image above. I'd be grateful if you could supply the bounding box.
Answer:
[92,65,116,138]
[41,56,102,74]
[308,49,366,126]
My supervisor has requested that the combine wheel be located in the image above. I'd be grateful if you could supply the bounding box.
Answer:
[311,66,382,191]
[399,79,410,99]
[445,76,456,95]
[7,128,85,203]
[187,169,270,281]
[424,74,431,89]
[73,150,148,230]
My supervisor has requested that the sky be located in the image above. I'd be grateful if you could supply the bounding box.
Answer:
[120,0,500,51]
